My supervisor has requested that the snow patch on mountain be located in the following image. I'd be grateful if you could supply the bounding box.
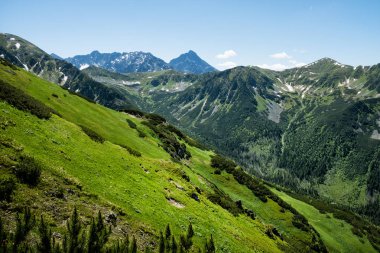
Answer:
[79,64,90,70]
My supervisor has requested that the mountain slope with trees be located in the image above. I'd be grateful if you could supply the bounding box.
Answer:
[0,58,338,252]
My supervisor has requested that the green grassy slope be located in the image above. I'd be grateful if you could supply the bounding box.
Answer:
[271,188,377,253]
[0,60,322,252]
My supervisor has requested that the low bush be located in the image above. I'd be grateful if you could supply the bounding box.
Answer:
[145,113,167,125]
[119,108,145,117]
[120,144,142,157]
[0,176,16,201]
[207,187,243,216]
[126,119,137,129]
[0,80,57,119]
[14,156,42,186]
[142,120,191,161]
[79,125,105,143]
[137,129,146,138]
[210,155,236,173]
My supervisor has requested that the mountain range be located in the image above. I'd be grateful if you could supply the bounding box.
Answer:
[1,33,380,252]
[65,49,216,75]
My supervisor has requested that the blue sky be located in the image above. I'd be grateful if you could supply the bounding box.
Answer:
[1,0,379,70]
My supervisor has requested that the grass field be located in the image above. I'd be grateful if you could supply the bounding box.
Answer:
[271,188,377,253]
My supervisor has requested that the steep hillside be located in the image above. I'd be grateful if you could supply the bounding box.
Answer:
[169,50,217,74]
[0,58,338,252]
[65,50,171,73]
[84,60,380,226]
[0,33,134,110]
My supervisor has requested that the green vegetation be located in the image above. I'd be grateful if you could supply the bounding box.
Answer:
[79,125,106,143]
[0,176,16,201]
[0,57,326,252]
[142,116,191,161]
[0,79,56,119]
[119,144,142,157]
[0,57,376,252]
[14,155,42,186]
[271,188,378,253]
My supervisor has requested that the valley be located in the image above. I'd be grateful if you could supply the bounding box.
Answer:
[0,32,379,252]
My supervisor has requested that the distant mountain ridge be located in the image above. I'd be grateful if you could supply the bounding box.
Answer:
[169,50,217,74]
[66,50,171,73]
[65,50,216,74]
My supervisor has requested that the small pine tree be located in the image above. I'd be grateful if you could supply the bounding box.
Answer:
[66,207,84,253]
[165,224,172,252]
[13,207,35,252]
[0,216,8,252]
[107,236,129,253]
[129,236,137,253]
[159,232,165,253]
[37,215,52,253]
[179,235,187,251]
[186,224,194,241]
[87,211,111,253]
[204,235,215,253]
[165,225,171,240]
[87,218,98,253]
[171,236,178,253]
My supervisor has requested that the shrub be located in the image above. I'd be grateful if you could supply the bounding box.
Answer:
[0,80,56,119]
[14,156,42,186]
[126,119,137,129]
[142,120,191,161]
[119,109,145,117]
[120,144,142,157]
[145,113,166,125]
[167,124,185,139]
[214,169,221,175]
[184,136,207,150]
[207,188,242,216]
[292,214,309,232]
[79,125,105,143]
[0,176,16,201]
[137,129,146,138]
[210,155,236,173]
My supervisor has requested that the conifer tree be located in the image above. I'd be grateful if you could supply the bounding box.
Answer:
[171,236,178,253]
[129,236,137,253]
[186,224,194,240]
[13,207,35,252]
[164,224,172,252]
[0,217,8,252]
[37,215,52,253]
[87,211,111,253]
[204,235,215,253]
[66,207,84,253]
[165,225,171,240]
[159,232,165,253]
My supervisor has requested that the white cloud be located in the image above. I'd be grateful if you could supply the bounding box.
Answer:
[257,63,288,71]
[270,52,291,59]
[216,50,237,59]
[218,61,237,70]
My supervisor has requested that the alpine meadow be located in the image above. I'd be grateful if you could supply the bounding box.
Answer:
[0,1,380,252]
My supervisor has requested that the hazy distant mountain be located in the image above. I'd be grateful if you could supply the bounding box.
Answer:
[65,50,171,73]
[169,50,217,74]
